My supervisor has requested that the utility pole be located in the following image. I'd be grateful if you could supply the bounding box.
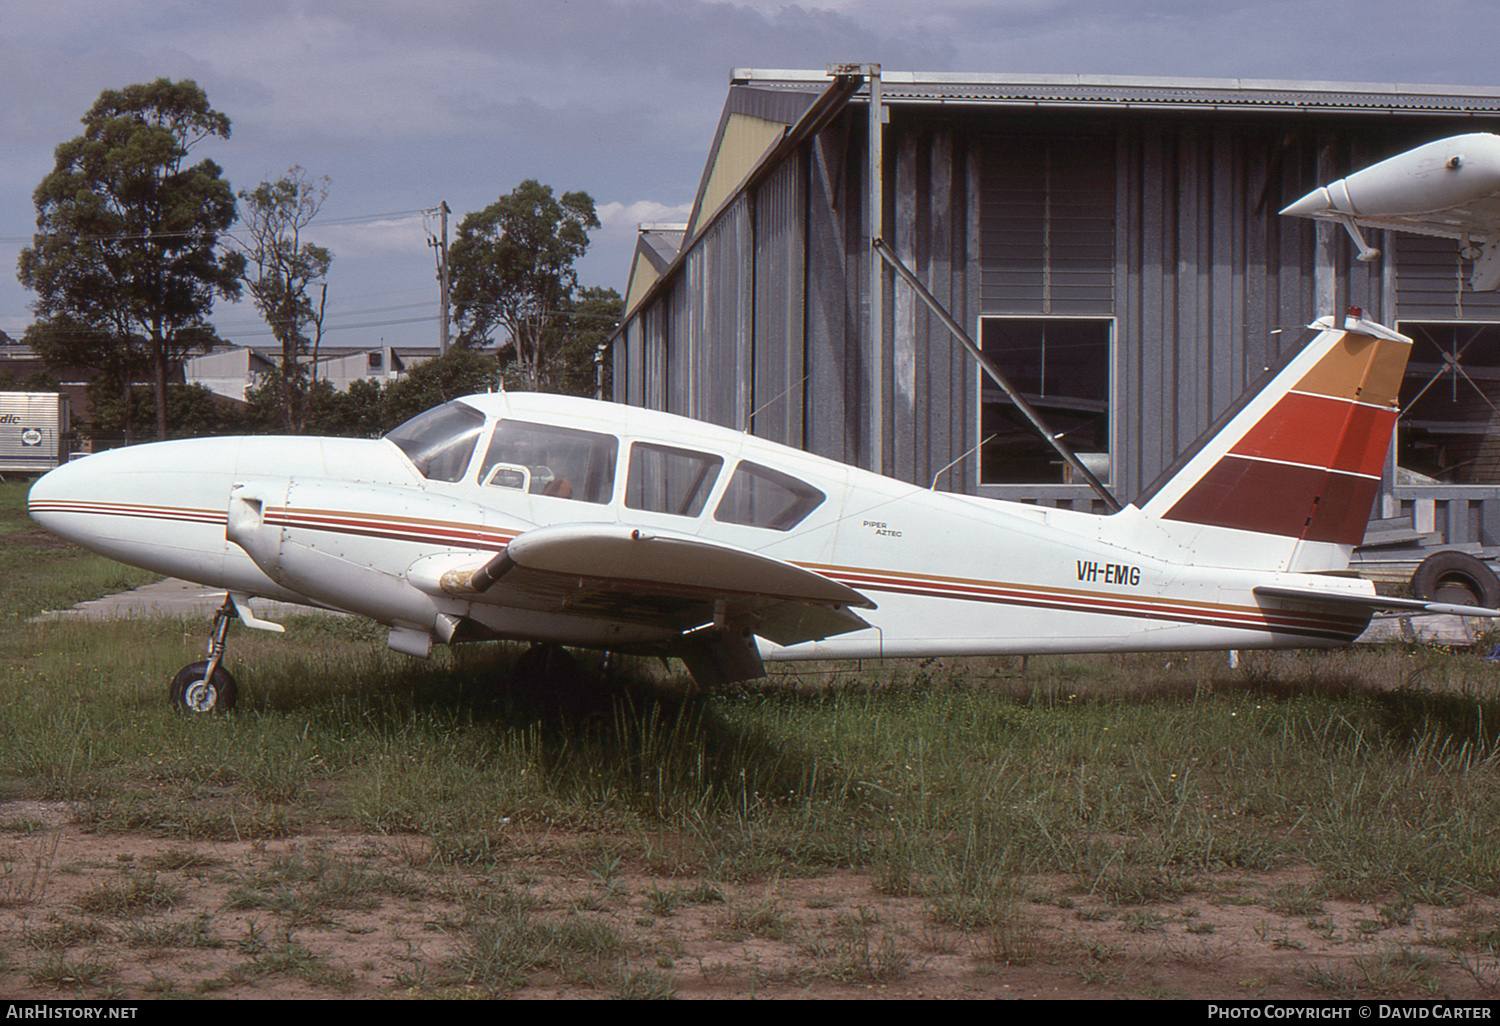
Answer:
[865,63,885,475]
[429,202,451,355]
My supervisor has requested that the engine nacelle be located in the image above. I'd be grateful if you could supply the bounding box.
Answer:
[226,476,520,653]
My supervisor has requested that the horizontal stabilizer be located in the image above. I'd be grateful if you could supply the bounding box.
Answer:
[1254,585,1500,619]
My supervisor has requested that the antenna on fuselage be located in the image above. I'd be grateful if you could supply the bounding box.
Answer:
[745,373,810,433]
[930,434,997,491]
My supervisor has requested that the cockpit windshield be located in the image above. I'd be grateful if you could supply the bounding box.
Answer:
[385,401,486,482]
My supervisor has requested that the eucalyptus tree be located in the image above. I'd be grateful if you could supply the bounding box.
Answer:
[449,180,600,391]
[238,167,333,432]
[18,78,245,440]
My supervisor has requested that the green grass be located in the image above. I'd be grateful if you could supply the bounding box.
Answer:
[0,480,159,622]
[7,477,1500,995]
[9,610,1500,899]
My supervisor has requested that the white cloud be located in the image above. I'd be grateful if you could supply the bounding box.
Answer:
[597,200,694,231]
[304,214,437,261]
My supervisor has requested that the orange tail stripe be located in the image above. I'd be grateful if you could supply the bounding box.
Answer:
[1294,333,1408,405]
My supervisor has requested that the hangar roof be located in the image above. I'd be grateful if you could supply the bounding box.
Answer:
[729,69,1500,116]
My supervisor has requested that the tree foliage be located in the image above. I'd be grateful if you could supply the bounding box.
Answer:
[237,167,333,432]
[17,78,245,440]
[379,347,504,429]
[234,348,501,438]
[87,382,244,441]
[543,286,622,398]
[450,180,600,391]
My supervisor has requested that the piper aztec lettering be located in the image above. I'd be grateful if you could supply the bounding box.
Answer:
[27,134,1500,712]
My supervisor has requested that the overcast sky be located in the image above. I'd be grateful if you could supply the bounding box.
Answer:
[4,0,1500,352]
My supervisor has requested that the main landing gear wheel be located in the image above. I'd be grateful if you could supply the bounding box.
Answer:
[170,660,238,714]
[170,596,240,714]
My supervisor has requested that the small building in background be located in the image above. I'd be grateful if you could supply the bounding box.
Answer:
[183,344,432,402]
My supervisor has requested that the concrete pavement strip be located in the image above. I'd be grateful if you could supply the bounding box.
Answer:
[34,578,338,623]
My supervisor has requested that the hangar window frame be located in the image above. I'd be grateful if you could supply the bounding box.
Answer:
[1395,319,1500,486]
[974,315,1116,489]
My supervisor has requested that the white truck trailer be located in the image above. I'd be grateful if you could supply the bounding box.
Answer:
[0,392,70,476]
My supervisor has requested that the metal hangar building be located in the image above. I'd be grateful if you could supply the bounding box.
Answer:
[609,67,1500,556]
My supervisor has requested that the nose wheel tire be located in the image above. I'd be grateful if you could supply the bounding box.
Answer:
[170,660,238,714]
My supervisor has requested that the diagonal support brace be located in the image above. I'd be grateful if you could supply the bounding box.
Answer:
[871,237,1122,512]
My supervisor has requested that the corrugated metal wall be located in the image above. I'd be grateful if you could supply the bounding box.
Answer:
[891,127,974,489]
[618,106,1496,523]
[1112,125,1392,501]
[804,121,865,466]
[1396,234,1500,320]
[750,155,806,447]
[878,117,1399,503]
[673,198,752,426]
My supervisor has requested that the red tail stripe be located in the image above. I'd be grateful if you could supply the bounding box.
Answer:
[1163,457,1380,545]
[1231,392,1396,479]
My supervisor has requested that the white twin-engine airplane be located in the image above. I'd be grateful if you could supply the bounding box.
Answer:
[26,134,1500,712]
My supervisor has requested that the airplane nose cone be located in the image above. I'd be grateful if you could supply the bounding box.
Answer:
[1279,185,1335,219]
[27,454,97,544]
[26,439,240,583]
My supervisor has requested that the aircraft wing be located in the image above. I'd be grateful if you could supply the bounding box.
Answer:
[1253,585,1500,619]
[431,522,875,647]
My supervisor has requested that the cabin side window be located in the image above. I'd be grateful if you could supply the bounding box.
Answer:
[385,401,486,483]
[625,443,723,517]
[714,460,824,531]
[476,420,618,503]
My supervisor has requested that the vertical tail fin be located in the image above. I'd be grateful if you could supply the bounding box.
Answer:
[1135,311,1410,571]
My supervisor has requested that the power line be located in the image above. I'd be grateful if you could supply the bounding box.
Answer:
[226,314,439,339]
[212,300,437,332]
[0,206,436,247]
[13,308,441,339]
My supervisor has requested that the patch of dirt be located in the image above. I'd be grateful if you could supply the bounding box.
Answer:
[4,528,79,551]
[2,801,1499,1000]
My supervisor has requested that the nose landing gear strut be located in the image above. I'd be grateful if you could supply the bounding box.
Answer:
[168,593,284,714]
[170,597,238,713]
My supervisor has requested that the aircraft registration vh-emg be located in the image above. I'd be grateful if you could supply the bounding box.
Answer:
[27,133,1500,713]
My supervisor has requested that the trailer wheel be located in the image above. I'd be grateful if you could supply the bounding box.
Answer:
[1411,551,1500,609]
